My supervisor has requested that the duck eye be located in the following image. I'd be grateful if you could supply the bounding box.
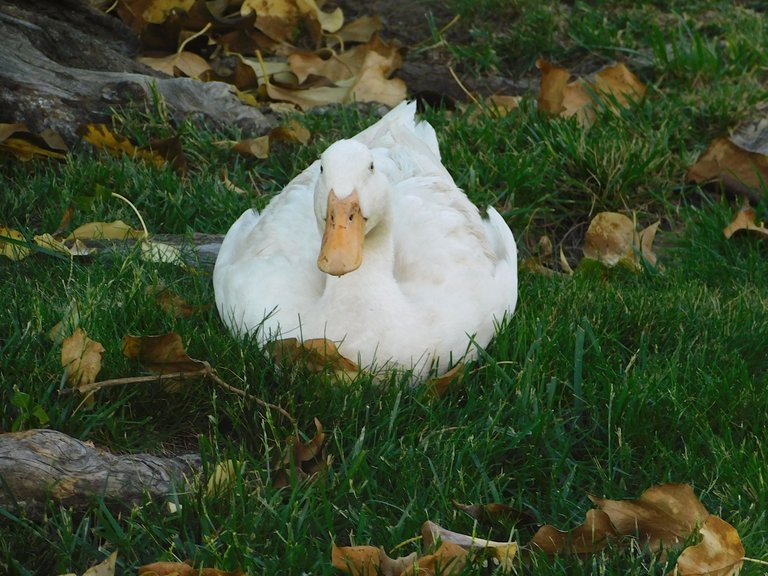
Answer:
[320,165,323,174]
[369,162,374,171]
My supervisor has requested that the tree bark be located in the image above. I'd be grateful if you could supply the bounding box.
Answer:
[0,0,276,146]
[0,429,201,516]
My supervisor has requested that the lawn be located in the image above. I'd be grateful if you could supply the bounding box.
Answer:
[1,0,768,574]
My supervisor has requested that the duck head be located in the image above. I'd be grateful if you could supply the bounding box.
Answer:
[314,139,390,276]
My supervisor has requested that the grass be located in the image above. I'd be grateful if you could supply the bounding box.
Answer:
[2,0,768,574]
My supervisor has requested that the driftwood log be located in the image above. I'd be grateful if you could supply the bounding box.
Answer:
[0,429,201,516]
[0,0,276,145]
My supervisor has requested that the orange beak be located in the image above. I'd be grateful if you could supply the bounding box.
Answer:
[317,189,365,276]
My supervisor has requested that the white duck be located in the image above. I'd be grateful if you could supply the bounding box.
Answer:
[213,101,517,380]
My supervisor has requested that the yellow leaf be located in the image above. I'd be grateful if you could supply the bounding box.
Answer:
[0,227,32,260]
[0,123,67,161]
[82,551,118,576]
[331,545,416,576]
[33,233,72,256]
[78,124,167,168]
[65,220,146,241]
[536,58,571,115]
[141,0,195,24]
[61,328,106,390]
[673,516,744,576]
[141,239,185,266]
[206,460,242,497]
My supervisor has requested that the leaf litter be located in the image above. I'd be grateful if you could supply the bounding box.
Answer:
[331,484,748,576]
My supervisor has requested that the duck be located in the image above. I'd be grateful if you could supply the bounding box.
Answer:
[213,101,518,381]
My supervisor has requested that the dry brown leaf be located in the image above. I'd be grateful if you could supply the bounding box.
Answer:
[62,328,106,392]
[32,233,72,257]
[582,212,636,267]
[427,362,464,397]
[232,135,271,159]
[78,124,184,170]
[673,516,744,576]
[267,82,351,110]
[409,541,468,576]
[241,0,299,41]
[273,417,328,487]
[332,544,381,575]
[350,43,406,107]
[485,94,522,116]
[65,220,146,241]
[333,15,382,44]
[687,137,768,197]
[270,120,311,144]
[268,337,360,378]
[536,58,571,115]
[122,332,210,376]
[0,227,32,260]
[139,51,211,77]
[723,206,768,239]
[0,123,67,161]
[589,483,710,553]
[148,285,205,317]
[138,561,244,576]
[537,60,645,127]
[529,509,617,555]
[638,220,661,266]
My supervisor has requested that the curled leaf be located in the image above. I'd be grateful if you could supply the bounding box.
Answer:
[529,509,617,555]
[723,206,768,239]
[62,328,106,395]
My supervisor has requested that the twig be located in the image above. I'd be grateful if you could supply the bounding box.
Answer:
[447,65,480,105]
[61,369,296,425]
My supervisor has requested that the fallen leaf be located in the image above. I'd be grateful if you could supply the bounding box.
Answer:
[65,220,146,241]
[0,227,32,260]
[332,15,382,44]
[0,123,67,160]
[723,205,768,239]
[427,362,464,397]
[141,239,185,266]
[529,509,617,555]
[269,120,311,145]
[673,515,744,576]
[589,483,710,553]
[582,212,635,266]
[537,60,645,127]
[421,520,518,571]
[268,337,360,378]
[411,541,468,576]
[122,332,210,376]
[273,417,328,487]
[78,124,169,168]
[638,220,661,266]
[350,42,406,107]
[47,301,81,345]
[33,233,72,257]
[206,459,242,497]
[138,561,243,576]
[687,137,768,198]
[332,545,417,576]
[148,285,205,317]
[139,51,212,78]
[82,550,117,576]
[232,135,271,159]
[62,328,106,395]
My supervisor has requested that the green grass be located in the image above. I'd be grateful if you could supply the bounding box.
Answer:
[2,1,768,574]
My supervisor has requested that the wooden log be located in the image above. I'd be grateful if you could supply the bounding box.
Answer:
[0,0,276,145]
[0,429,201,515]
